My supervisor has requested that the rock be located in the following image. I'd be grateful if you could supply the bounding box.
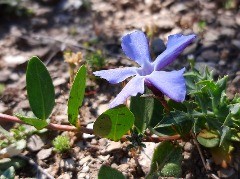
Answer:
[31,18,48,28]
[0,69,11,82]
[37,148,53,160]
[183,151,191,160]
[98,154,110,162]
[3,55,27,67]
[81,165,89,173]
[139,142,157,173]
[27,135,45,152]
[184,142,193,152]
[97,104,109,115]
[204,29,220,42]
[201,50,219,61]
[61,0,83,10]
[83,123,95,139]
[185,173,193,179]
[99,138,108,146]
[79,156,92,166]
[78,172,86,178]
[218,14,236,27]
[179,13,195,28]
[153,10,174,29]
[151,38,166,57]
[0,103,8,113]
[217,168,235,178]
[232,40,240,49]
[91,139,98,145]
[170,3,187,14]
[53,78,67,86]
[61,158,75,170]
[9,73,19,81]
[236,13,240,26]
[58,172,72,179]
[105,141,122,152]
[118,164,129,172]
[76,141,88,149]
[220,28,235,38]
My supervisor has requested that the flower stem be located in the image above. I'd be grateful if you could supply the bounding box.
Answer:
[145,80,170,113]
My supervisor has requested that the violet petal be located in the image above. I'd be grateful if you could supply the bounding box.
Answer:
[145,68,186,102]
[121,30,152,69]
[109,76,145,108]
[93,67,138,84]
[154,34,196,71]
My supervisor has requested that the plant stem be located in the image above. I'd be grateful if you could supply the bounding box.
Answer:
[0,113,181,142]
[145,80,170,113]
[0,113,93,134]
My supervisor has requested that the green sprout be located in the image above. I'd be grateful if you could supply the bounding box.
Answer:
[198,20,206,32]
[86,50,105,71]
[52,135,71,153]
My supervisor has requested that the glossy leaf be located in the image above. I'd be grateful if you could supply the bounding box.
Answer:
[147,141,182,178]
[68,65,86,126]
[197,129,219,148]
[154,111,192,137]
[93,105,134,141]
[26,56,55,120]
[130,91,153,132]
[98,165,125,179]
[148,98,164,127]
[15,114,48,130]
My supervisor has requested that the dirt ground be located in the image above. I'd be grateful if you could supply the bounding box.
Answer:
[1,0,240,178]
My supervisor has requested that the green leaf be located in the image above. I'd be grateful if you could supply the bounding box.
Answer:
[148,98,164,128]
[147,141,182,178]
[130,92,153,132]
[98,165,125,179]
[197,129,220,148]
[68,65,86,126]
[15,114,48,130]
[0,166,15,179]
[219,126,230,146]
[26,56,55,120]
[93,105,134,141]
[154,111,192,137]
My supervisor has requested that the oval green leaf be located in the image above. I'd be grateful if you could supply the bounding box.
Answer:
[15,113,48,130]
[147,141,182,178]
[93,105,134,141]
[98,165,125,179]
[197,129,220,148]
[26,56,55,120]
[67,65,86,126]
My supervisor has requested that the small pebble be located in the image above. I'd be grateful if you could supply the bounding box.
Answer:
[184,142,193,152]
[81,165,89,173]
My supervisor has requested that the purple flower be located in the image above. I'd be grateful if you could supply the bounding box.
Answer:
[94,30,196,108]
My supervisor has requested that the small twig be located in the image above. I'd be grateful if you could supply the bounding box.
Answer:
[191,133,220,179]
[0,113,181,142]
[191,132,207,169]
[120,134,181,143]
[0,113,93,134]
[17,34,124,59]
[16,154,54,179]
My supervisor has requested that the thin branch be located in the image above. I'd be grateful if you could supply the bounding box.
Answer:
[191,132,220,179]
[0,113,181,142]
[0,113,93,134]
